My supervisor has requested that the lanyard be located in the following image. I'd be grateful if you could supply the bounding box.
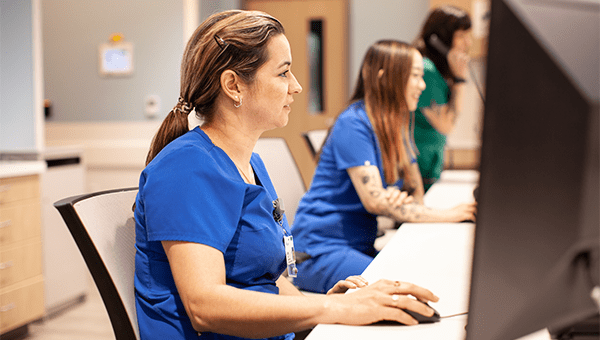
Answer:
[273,198,298,278]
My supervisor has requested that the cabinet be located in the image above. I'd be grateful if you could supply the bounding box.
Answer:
[0,174,45,335]
[41,147,88,314]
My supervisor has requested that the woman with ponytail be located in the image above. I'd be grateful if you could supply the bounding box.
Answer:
[134,10,439,340]
[291,40,477,294]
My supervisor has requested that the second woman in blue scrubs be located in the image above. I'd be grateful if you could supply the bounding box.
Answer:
[134,10,439,340]
[292,40,477,294]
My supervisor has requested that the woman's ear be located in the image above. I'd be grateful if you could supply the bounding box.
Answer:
[220,70,243,102]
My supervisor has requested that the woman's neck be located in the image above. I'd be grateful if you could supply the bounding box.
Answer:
[201,116,259,184]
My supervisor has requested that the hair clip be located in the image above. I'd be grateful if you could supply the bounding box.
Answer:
[214,34,226,50]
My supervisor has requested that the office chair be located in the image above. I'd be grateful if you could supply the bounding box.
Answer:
[54,187,139,340]
[253,137,306,225]
[301,129,328,159]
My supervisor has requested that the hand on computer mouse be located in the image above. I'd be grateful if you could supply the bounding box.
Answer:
[447,202,477,223]
[338,279,438,326]
[372,299,440,326]
[402,302,441,324]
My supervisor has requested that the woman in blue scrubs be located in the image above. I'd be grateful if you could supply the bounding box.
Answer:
[292,40,477,294]
[134,10,439,340]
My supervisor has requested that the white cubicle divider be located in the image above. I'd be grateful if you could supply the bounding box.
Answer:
[253,138,306,225]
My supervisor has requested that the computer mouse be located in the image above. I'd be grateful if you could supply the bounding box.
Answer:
[402,303,441,324]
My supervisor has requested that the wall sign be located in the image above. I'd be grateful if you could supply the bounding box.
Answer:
[99,33,133,76]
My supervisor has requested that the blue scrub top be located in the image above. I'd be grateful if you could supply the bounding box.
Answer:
[134,127,294,340]
[292,100,410,258]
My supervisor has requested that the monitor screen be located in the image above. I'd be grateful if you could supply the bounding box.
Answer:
[466,1,599,339]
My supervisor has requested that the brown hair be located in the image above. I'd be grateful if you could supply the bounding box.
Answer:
[413,5,471,80]
[145,10,285,165]
[350,40,416,184]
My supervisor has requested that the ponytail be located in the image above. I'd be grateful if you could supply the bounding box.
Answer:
[144,10,284,166]
[145,97,192,165]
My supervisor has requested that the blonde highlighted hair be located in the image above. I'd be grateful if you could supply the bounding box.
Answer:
[350,40,416,184]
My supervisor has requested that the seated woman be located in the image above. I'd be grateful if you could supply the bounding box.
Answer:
[134,10,439,340]
[292,40,477,294]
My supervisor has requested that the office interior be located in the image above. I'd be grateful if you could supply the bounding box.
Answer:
[1,0,596,339]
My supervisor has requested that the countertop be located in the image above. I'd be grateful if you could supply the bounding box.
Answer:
[0,160,47,179]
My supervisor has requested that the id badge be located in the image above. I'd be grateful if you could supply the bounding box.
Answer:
[284,235,298,278]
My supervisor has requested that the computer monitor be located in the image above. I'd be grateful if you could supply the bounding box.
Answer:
[466,1,599,339]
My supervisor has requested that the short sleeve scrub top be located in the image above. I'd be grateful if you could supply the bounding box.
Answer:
[414,57,450,191]
[134,127,294,340]
[291,100,413,293]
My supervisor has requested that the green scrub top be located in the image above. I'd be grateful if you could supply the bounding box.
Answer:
[414,57,449,191]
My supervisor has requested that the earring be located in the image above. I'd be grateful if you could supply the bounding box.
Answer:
[234,97,242,108]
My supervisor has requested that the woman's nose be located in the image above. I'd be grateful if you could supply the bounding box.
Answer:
[290,72,302,94]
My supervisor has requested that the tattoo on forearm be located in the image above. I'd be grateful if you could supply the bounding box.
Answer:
[357,167,429,222]
[392,203,429,222]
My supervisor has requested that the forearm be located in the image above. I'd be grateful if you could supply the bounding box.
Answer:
[384,202,453,223]
[349,165,421,217]
[277,275,304,296]
[166,242,334,337]
[367,193,448,223]
[187,284,339,337]
[422,82,466,135]
[448,82,466,123]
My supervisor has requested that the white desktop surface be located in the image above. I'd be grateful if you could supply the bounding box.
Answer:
[307,315,469,340]
[362,223,474,317]
[305,170,552,340]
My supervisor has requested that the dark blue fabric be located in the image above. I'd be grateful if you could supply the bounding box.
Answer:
[134,127,293,340]
[292,101,407,293]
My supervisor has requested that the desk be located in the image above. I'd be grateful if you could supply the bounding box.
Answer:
[305,171,552,340]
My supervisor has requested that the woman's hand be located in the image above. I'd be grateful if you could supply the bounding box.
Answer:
[385,186,414,209]
[329,279,439,326]
[447,47,470,80]
[446,202,477,222]
[327,275,369,295]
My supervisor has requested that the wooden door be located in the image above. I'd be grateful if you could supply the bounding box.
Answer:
[244,0,349,187]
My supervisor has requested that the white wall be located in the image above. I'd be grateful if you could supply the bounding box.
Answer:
[42,0,183,122]
[349,0,430,94]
